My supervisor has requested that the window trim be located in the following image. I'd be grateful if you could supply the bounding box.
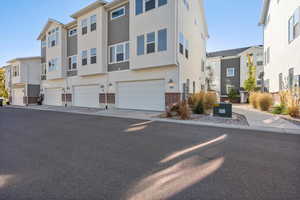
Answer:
[90,15,97,32]
[136,0,168,15]
[110,6,126,20]
[81,50,88,66]
[226,68,235,77]
[90,48,97,64]
[146,32,156,54]
[109,41,130,64]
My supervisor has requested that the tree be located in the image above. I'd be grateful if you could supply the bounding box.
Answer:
[244,54,257,92]
[0,68,8,99]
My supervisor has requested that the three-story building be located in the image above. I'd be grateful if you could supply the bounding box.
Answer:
[37,0,209,111]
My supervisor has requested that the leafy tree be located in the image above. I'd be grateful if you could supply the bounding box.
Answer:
[244,54,257,92]
[0,68,8,99]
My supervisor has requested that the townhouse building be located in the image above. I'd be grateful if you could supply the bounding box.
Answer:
[259,0,300,93]
[206,46,264,97]
[4,57,41,105]
[37,0,208,111]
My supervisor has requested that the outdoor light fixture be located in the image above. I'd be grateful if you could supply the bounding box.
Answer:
[100,85,105,89]
[168,79,175,89]
[109,83,113,87]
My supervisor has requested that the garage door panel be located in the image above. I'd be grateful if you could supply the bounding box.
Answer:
[44,88,62,106]
[118,80,165,111]
[12,88,24,106]
[73,85,99,108]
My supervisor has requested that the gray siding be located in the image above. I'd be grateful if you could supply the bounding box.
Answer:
[27,84,40,97]
[67,35,78,57]
[108,62,130,72]
[108,3,130,45]
[221,58,240,96]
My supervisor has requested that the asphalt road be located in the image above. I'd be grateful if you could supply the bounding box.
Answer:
[0,107,300,200]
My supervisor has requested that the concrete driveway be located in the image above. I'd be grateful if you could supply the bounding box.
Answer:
[1,108,300,200]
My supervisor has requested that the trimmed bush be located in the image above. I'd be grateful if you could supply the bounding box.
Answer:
[249,92,259,109]
[204,92,217,111]
[228,88,240,103]
[257,93,273,111]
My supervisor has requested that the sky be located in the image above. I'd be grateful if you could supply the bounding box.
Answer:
[0,0,263,67]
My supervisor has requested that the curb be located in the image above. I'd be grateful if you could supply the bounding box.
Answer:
[5,106,300,135]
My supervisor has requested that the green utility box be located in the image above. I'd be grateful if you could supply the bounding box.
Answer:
[213,103,232,118]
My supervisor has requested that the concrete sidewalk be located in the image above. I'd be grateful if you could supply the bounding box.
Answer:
[5,104,300,135]
[233,104,300,130]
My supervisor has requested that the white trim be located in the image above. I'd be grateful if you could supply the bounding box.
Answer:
[108,41,130,64]
[68,55,78,70]
[110,6,125,20]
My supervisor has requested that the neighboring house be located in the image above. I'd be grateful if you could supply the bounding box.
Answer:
[259,0,300,93]
[5,57,42,106]
[206,45,264,97]
[3,65,12,101]
[37,0,209,111]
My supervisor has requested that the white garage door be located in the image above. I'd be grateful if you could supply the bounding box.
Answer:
[12,88,24,106]
[73,85,99,108]
[118,80,165,111]
[44,88,62,106]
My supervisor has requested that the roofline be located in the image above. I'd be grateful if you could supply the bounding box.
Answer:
[65,20,77,28]
[37,18,64,40]
[104,0,128,10]
[259,0,270,25]
[207,45,263,58]
[6,56,41,64]
[70,0,107,19]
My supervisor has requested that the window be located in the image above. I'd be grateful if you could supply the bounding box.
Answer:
[48,58,58,72]
[145,0,155,12]
[109,42,129,64]
[111,7,125,20]
[48,27,59,48]
[12,65,20,77]
[158,0,167,7]
[201,59,205,72]
[147,32,155,54]
[288,8,300,43]
[90,15,97,31]
[257,61,263,66]
[41,40,46,48]
[279,73,283,90]
[68,55,77,70]
[183,0,190,10]
[193,81,196,94]
[68,28,77,37]
[226,68,235,77]
[158,28,167,52]
[185,39,189,59]
[179,32,184,54]
[81,50,88,66]
[136,0,143,15]
[137,35,145,55]
[90,48,97,64]
[289,68,294,89]
[42,63,47,75]
[81,19,88,35]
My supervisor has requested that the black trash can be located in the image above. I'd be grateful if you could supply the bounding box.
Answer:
[0,99,3,107]
[213,102,232,118]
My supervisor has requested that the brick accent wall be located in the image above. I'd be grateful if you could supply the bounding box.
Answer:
[62,94,72,102]
[99,93,115,104]
[165,93,181,106]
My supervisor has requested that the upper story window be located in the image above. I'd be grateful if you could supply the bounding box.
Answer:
[81,19,88,35]
[226,68,235,77]
[90,48,97,64]
[48,27,59,48]
[12,65,20,77]
[81,50,88,66]
[68,28,77,37]
[111,6,125,20]
[90,15,97,32]
[136,28,168,56]
[109,42,129,64]
[68,55,77,70]
[41,63,47,75]
[179,33,184,54]
[185,39,189,59]
[135,0,168,15]
[183,0,190,10]
[288,8,300,43]
[48,58,58,72]
[41,40,47,48]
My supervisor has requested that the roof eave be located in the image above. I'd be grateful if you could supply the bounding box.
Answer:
[7,56,42,64]
[70,0,107,19]
[37,18,64,40]
[259,0,270,26]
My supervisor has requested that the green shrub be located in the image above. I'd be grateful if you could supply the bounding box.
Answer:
[257,93,273,111]
[272,104,288,115]
[228,88,239,102]
[193,100,204,114]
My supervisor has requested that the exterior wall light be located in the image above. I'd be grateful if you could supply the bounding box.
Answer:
[168,79,175,89]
